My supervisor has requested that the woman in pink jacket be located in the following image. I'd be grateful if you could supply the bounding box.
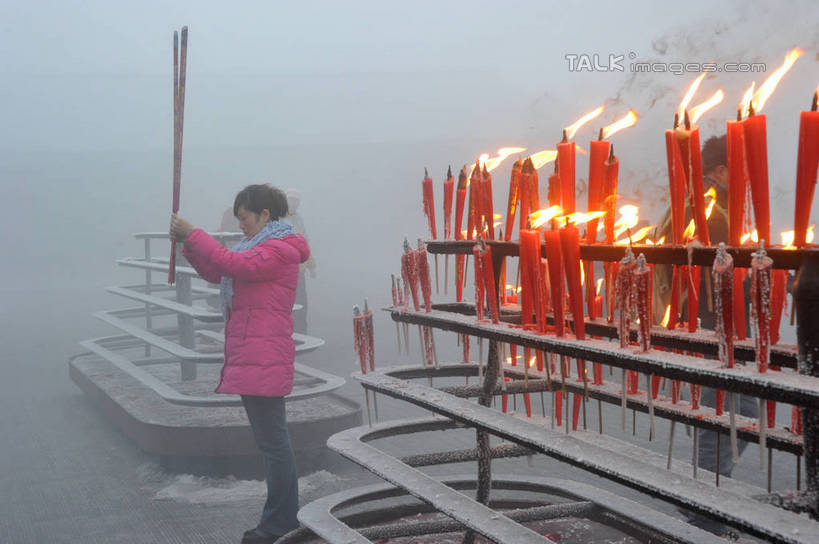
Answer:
[170,184,309,543]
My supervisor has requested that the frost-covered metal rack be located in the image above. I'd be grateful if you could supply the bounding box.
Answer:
[304,239,819,544]
[70,232,358,464]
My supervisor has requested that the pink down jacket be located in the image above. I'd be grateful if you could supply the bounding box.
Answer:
[182,228,310,397]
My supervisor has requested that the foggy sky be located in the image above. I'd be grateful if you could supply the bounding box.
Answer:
[1,0,817,348]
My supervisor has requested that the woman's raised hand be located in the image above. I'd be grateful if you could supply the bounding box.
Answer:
[170,213,195,241]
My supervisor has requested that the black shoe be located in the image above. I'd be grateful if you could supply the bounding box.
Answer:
[241,528,282,543]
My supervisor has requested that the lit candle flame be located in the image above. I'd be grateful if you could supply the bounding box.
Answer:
[751,48,804,114]
[565,211,606,226]
[683,219,696,240]
[739,82,756,119]
[468,147,526,178]
[782,224,815,248]
[529,356,536,368]
[661,305,671,328]
[529,205,563,229]
[530,150,557,170]
[565,105,605,139]
[484,147,527,172]
[678,73,707,121]
[704,187,717,219]
[596,278,604,295]
[614,225,654,245]
[601,110,638,139]
[614,205,639,234]
[689,90,724,124]
[740,229,759,245]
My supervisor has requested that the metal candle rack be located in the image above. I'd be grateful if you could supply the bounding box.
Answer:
[330,239,819,544]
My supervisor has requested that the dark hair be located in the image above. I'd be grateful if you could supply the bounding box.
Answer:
[233,184,288,220]
[701,134,727,174]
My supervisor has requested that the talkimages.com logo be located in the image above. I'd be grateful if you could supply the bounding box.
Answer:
[565,53,766,75]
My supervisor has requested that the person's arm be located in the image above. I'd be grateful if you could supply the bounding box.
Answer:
[181,229,224,284]
[184,229,305,281]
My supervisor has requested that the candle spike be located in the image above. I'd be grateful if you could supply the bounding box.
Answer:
[749,102,756,117]
[562,128,568,142]
[457,167,468,190]
[403,236,411,253]
[364,298,369,313]
[673,112,679,129]
[812,91,818,112]
[482,163,488,176]
[736,108,742,121]
[424,167,428,178]
[684,109,691,130]
[598,127,604,141]
[447,165,452,179]
[608,145,615,160]
[353,305,361,316]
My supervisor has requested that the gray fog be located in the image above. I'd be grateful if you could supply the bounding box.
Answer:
[1,0,818,541]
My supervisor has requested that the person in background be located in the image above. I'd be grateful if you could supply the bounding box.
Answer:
[285,189,316,335]
[656,136,759,538]
[170,184,308,543]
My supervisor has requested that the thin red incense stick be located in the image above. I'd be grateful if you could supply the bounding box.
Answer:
[454,168,468,301]
[169,27,188,284]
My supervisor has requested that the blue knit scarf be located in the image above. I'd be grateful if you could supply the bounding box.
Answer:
[219,220,295,316]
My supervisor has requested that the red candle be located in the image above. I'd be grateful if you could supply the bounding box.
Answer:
[422,168,437,240]
[686,265,701,333]
[467,161,480,241]
[481,164,495,240]
[520,227,545,329]
[401,238,420,310]
[770,269,786,345]
[416,240,432,312]
[594,294,603,318]
[743,110,771,246]
[543,229,565,337]
[455,168,468,302]
[794,92,819,247]
[633,254,651,352]
[677,113,710,245]
[352,306,368,374]
[750,245,772,373]
[587,136,610,241]
[665,128,686,245]
[557,130,576,214]
[727,113,748,246]
[504,160,521,241]
[518,159,532,236]
[547,162,561,209]
[480,244,500,324]
[443,166,454,240]
[560,223,585,340]
[792,406,803,435]
[603,148,619,322]
[726,113,749,340]
[527,163,541,218]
